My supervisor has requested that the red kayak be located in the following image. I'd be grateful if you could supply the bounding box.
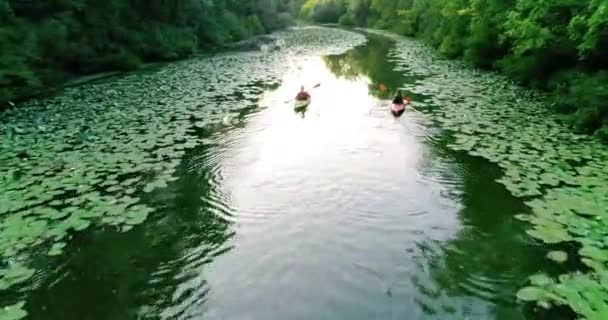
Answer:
[391,103,405,114]
[390,97,412,117]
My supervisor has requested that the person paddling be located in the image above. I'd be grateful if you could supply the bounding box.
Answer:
[295,86,310,101]
[393,90,404,105]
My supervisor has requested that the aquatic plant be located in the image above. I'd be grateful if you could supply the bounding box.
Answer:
[0,27,366,318]
[374,29,608,319]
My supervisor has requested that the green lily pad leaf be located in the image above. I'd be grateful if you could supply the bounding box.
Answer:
[47,208,70,220]
[47,242,66,256]
[579,246,608,263]
[538,173,561,187]
[68,217,91,231]
[517,286,549,302]
[143,184,155,193]
[101,179,119,187]
[515,214,532,222]
[0,264,35,290]
[581,258,607,273]
[547,251,568,263]
[121,196,139,206]
[183,141,197,149]
[121,177,140,186]
[530,273,555,287]
[106,185,121,193]
[125,210,150,225]
[526,226,572,244]
[49,199,63,206]
[0,301,28,320]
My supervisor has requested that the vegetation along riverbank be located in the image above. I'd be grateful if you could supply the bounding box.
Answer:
[300,0,608,142]
[0,0,307,106]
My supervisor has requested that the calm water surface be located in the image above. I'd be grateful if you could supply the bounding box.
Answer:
[24,34,554,320]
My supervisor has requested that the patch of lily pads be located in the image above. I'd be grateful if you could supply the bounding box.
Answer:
[0,27,365,318]
[372,29,608,319]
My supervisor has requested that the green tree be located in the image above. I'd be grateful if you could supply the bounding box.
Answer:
[0,0,301,105]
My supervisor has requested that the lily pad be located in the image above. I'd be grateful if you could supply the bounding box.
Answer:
[517,286,550,302]
[0,265,35,290]
[526,226,572,244]
[0,301,28,320]
[47,242,67,256]
[579,246,608,263]
[547,251,568,263]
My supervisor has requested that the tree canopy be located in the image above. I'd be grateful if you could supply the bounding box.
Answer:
[0,0,301,103]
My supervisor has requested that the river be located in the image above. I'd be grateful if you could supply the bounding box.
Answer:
[1,27,597,320]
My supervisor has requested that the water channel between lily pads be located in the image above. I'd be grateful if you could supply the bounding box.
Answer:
[1,27,590,320]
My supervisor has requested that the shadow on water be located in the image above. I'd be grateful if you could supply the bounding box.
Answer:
[24,139,236,319]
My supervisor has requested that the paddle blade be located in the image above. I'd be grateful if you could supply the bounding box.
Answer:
[313,83,321,88]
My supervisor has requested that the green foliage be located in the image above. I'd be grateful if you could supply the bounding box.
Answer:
[0,301,27,320]
[0,0,300,104]
[306,0,608,138]
[301,0,347,23]
[549,70,608,132]
[596,126,608,144]
[384,27,608,319]
[246,15,267,35]
[547,250,568,263]
[338,14,355,26]
[347,0,372,26]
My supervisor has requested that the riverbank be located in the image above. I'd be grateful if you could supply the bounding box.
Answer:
[299,0,608,144]
[372,29,608,320]
[0,35,284,113]
[0,0,304,110]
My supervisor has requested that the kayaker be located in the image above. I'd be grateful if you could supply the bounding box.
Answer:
[393,90,404,105]
[295,86,310,101]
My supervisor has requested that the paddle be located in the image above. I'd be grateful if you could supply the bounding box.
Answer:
[285,83,321,103]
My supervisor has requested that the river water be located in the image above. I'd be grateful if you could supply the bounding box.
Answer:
[1,28,570,320]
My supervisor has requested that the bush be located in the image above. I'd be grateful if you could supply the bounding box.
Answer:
[549,70,608,133]
[307,0,345,23]
[246,15,266,35]
[275,12,295,29]
[86,49,141,73]
[0,23,41,102]
[338,14,355,26]
[573,107,603,133]
[222,11,250,42]
[35,18,69,64]
[497,54,552,88]
[137,26,197,61]
[567,72,608,132]
[596,126,608,144]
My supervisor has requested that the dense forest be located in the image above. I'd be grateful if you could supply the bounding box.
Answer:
[0,0,304,103]
[301,0,608,140]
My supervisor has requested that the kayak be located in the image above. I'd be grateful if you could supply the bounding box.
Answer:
[294,97,311,109]
[391,102,406,117]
